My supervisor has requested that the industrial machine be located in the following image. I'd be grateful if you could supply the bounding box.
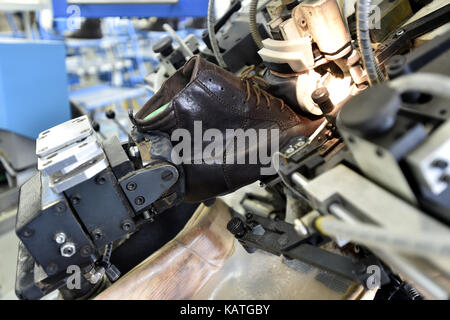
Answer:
[13,0,450,300]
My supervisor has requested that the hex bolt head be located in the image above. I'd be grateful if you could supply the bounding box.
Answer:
[54,232,66,244]
[126,182,137,191]
[60,242,76,258]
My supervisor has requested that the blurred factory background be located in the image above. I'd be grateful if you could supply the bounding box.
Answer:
[0,0,231,299]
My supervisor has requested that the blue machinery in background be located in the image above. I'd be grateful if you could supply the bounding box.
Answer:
[52,0,208,18]
[0,40,71,139]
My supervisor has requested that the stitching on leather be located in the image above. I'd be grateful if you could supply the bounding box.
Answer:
[221,117,249,190]
[196,79,245,116]
[196,77,288,130]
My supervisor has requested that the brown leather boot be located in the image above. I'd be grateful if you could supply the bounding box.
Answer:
[134,56,324,202]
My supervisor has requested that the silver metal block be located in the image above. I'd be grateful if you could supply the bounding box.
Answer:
[38,135,103,176]
[36,116,93,158]
[49,154,108,194]
[407,120,450,195]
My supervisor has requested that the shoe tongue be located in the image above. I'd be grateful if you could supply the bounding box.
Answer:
[183,56,216,82]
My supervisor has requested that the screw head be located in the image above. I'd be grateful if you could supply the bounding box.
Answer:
[55,202,67,214]
[22,228,34,239]
[95,175,106,185]
[71,196,81,205]
[432,159,448,170]
[227,217,246,237]
[60,242,76,258]
[80,245,92,257]
[92,229,104,241]
[126,182,137,191]
[46,263,58,275]
[311,87,330,104]
[54,232,66,244]
[134,196,145,206]
[278,234,289,246]
[396,29,405,36]
[439,174,450,184]
[121,220,133,232]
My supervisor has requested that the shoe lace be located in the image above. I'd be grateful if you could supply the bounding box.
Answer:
[239,65,286,111]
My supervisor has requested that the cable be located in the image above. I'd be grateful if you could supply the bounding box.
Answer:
[356,0,385,86]
[208,0,228,68]
[249,0,263,49]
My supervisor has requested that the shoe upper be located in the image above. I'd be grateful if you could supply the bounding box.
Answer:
[135,56,325,202]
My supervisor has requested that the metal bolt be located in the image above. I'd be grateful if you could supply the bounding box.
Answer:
[142,211,153,221]
[46,263,58,275]
[95,175,106,185]
[55,202,66,213]
[396,29,405,37]
[227,217,246,237]
[92,229,104,241]
[129,146,140,158]
[278,234,289,246]
[311,87,334,115]
[22,229,34,238]
[161,170,174,182]
[134,196,145,206]
[439,175,450,184]
[61,242,76,258]
[121,220,133,232]
[386,55,406,77]
[286,147,295,155]
[432,159,448,170]
[80,245,92,257]
[71,196,81,205]
[126,182,137,191]
[294,219,309,236]
[54,232,66,244]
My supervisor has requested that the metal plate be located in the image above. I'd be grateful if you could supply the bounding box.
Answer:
[49,154,108,193]
[36,116,93,158]
[120,164,179,212]
[407,120,450,195]
[38,135,103,176]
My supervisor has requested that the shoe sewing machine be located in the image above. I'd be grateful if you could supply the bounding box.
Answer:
[14,0,450,300]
